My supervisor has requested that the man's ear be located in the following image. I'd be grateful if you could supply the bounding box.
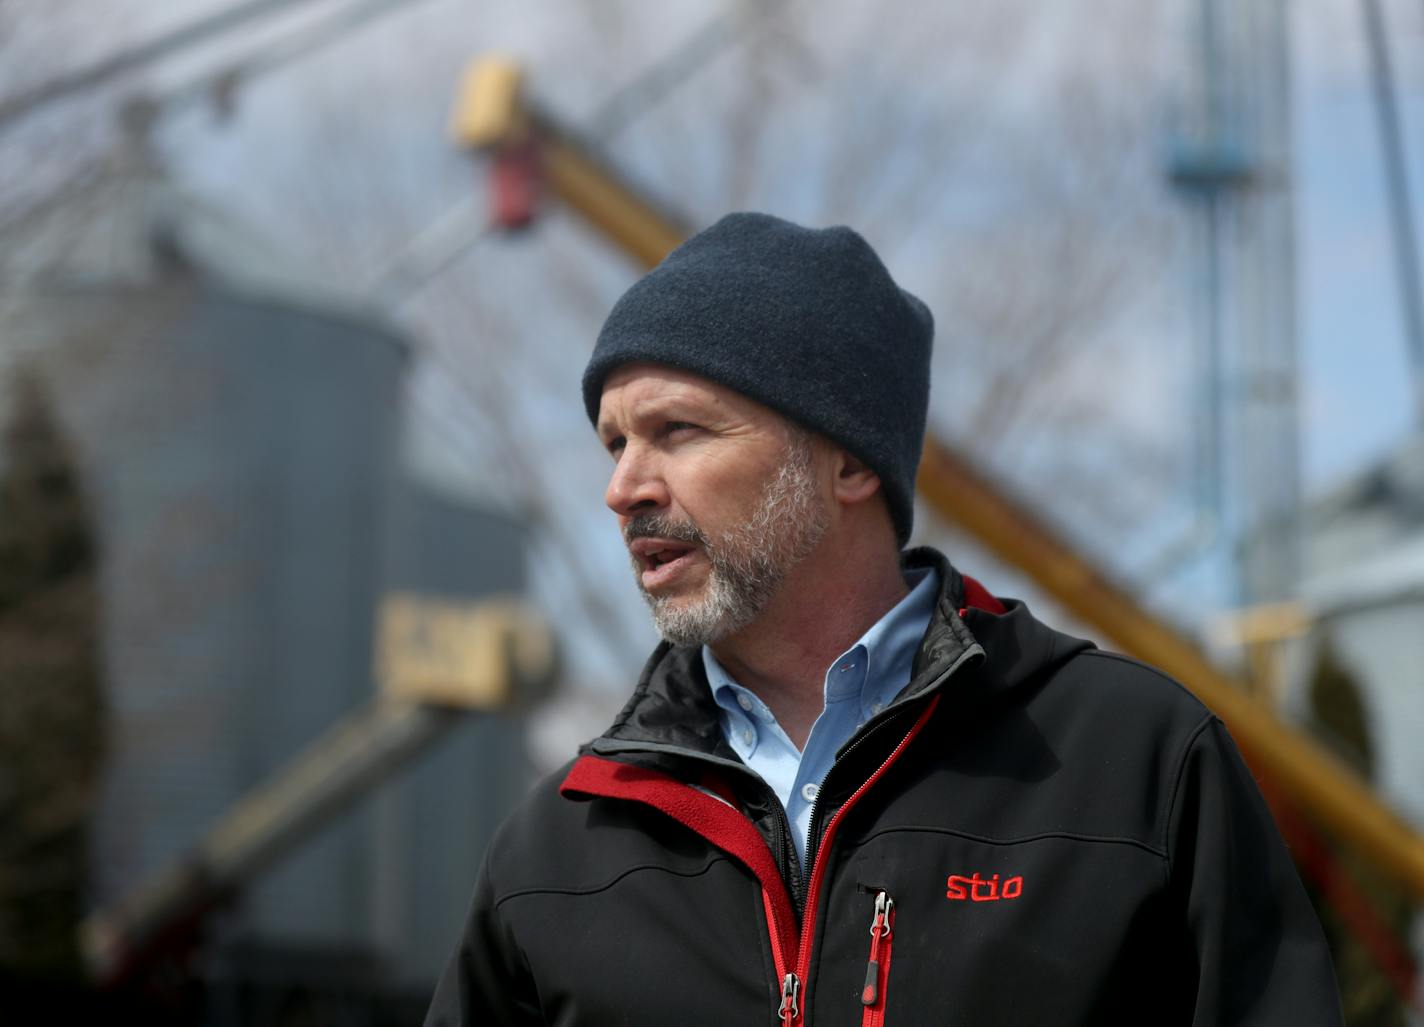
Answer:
[831,448,882,507]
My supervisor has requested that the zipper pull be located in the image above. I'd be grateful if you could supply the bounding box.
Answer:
[861,890,894,1006]
[779,972,801,1024]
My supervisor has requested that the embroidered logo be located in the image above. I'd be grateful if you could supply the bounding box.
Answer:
[946,872,1023,902]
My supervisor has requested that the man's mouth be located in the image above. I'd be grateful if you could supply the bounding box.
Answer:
[629,538,702,588]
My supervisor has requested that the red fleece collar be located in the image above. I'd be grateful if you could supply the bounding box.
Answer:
[961,573,1006,616]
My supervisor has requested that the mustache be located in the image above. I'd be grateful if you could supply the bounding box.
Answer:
[623,514,709,548]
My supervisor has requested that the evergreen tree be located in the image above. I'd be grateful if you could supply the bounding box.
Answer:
[0,370,104,983]
[1305,634,1415,1027]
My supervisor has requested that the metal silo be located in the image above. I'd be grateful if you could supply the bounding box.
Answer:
[1,164,530,1017]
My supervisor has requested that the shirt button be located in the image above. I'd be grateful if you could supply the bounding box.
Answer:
[871,702,885,715]
[801,783,820,802]
[737,694,753,712]
[741,729,754,747]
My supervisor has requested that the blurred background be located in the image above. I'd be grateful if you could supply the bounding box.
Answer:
[0,0,1421,1023]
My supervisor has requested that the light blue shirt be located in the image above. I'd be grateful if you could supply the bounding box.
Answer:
[702,567,939,866]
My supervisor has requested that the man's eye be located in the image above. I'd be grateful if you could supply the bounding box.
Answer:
[605,437,625,458]
[666,421,698,435]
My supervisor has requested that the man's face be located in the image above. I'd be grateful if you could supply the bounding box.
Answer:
[596,364,829,645]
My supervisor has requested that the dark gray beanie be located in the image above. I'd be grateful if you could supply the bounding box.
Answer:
[582,212,933,545]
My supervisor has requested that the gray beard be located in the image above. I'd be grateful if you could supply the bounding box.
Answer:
[624,435,827,647]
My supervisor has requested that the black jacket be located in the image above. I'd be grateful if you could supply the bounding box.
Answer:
[426,549,1341,1026]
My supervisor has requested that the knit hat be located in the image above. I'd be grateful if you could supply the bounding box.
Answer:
[582,212,933,545]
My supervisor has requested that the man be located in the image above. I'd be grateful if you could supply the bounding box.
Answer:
[426,213,1342,1025]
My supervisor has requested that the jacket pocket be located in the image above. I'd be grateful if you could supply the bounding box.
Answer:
[860,890,895,1027]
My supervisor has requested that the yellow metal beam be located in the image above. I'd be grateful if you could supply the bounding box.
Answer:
[376,594,559,710]
[451,56,686,269]
[450,56,527,148]
[534,121,687,271]
[451,54,1424,900]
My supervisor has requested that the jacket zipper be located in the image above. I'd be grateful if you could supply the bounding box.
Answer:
[860,890,895,1026]
[778,971,801,1025]
[773,695,940,1024]
[799,707,904,910]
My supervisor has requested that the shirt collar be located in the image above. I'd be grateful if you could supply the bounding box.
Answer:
[702,567,939,729]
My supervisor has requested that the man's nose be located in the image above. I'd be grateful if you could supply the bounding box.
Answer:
[604,447,669,517]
